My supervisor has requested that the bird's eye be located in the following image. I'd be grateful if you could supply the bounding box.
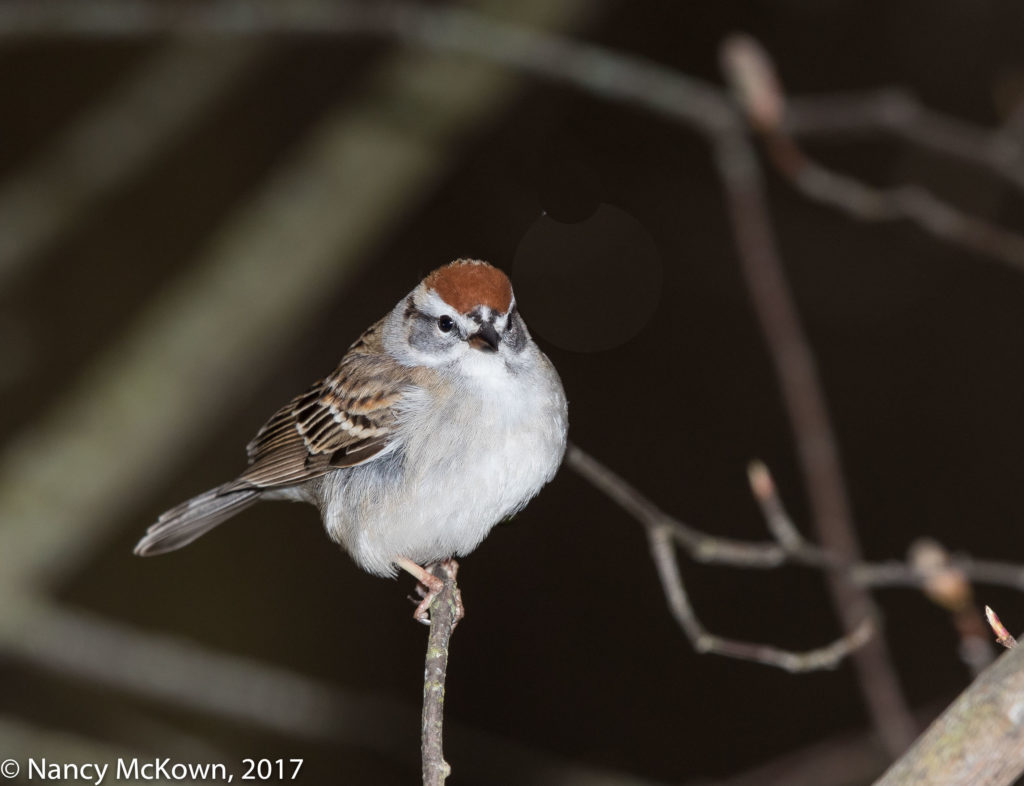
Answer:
[437,315,455,333]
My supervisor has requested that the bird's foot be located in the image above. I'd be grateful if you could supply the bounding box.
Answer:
[395,557,464,626]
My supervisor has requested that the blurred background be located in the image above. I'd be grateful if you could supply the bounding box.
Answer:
[4,1,1024,783]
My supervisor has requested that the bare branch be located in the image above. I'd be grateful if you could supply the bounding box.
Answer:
[568,444,876,671]
[746,460,830,565]
[711,101,916,750]
[874,643,1024,786]
[785,89,1024,195]
[744,462,1005,682]
[422,565,460,786]
[565,445,878,670]
[775,142,1024,273]
[648,526,874,673]
[569,443,1024,596]
[572,439,1011,682]
[725,33,1024,275]
[852,557,1024,593]
[564,445,789,568]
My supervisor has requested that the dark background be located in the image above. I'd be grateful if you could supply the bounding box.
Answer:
[4,1,1024,783]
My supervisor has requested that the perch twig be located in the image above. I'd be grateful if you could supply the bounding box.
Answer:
[421,564,460,786]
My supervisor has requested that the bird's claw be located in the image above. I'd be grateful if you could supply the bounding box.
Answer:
[410,558,464,626]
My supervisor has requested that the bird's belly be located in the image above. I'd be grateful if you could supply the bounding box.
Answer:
[323,382,566,576]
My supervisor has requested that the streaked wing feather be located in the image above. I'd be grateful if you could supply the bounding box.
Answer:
[237,320,410,489]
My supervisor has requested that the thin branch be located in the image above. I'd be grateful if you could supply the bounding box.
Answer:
[746,459,830,564]
[832,553,1024,595]
[648,525,874,673]
[565,444,790,568]
[771,138,1024,272]
[785,89,1024,195]
[570,445,1021,682]
[718,34,929,753]
[726,34,1024,275]
[746,467,1024,600]
[711,115,916,751]
[568,445,875,671]
[746,458,997,682]
[421,565,460,786]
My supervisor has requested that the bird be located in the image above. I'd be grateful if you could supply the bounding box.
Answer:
[135,259,569,622]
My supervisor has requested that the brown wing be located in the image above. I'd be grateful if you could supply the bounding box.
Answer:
[233,320,411,490]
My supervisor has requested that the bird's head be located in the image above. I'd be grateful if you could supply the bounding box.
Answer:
[386,259,531,371]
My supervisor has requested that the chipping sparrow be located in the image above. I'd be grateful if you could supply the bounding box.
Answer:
[135,259,569,622]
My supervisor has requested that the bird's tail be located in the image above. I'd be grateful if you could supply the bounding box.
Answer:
[134,484,259,556]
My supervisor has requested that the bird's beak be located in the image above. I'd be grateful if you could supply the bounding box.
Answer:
[469,322,500,352]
